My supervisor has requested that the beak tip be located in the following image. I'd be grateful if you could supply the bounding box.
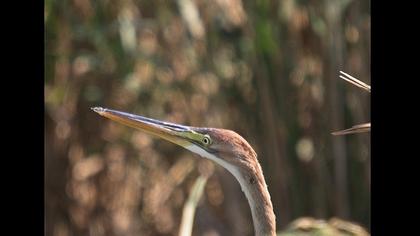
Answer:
[91,106,106,114]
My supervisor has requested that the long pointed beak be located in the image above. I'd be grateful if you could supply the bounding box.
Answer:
[92,107,193,148]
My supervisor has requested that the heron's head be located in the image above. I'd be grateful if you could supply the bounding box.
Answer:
[92,107,276,235]
[92,107,259,176]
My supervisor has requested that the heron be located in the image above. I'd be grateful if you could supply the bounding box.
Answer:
[92,107,276,236]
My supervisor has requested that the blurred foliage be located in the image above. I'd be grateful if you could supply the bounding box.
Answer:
[45,0,370,235]
[278,217,369,236]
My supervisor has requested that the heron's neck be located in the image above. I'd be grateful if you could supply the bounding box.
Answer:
[186,145,276,235]
[234,164,276,236]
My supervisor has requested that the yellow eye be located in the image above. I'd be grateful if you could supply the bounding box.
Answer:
[202,136,211,145]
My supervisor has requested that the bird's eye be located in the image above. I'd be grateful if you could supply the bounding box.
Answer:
[202,136,211,146]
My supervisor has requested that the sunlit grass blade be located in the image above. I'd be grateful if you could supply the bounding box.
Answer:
[179,175,208,236]
[332,123,370,135]
[339,71,371,92]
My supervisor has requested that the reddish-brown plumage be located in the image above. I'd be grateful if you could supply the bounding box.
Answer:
[198,128,276,236]
[206,129,257,162]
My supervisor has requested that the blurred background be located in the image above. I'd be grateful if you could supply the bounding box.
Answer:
[45,0,370,235]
